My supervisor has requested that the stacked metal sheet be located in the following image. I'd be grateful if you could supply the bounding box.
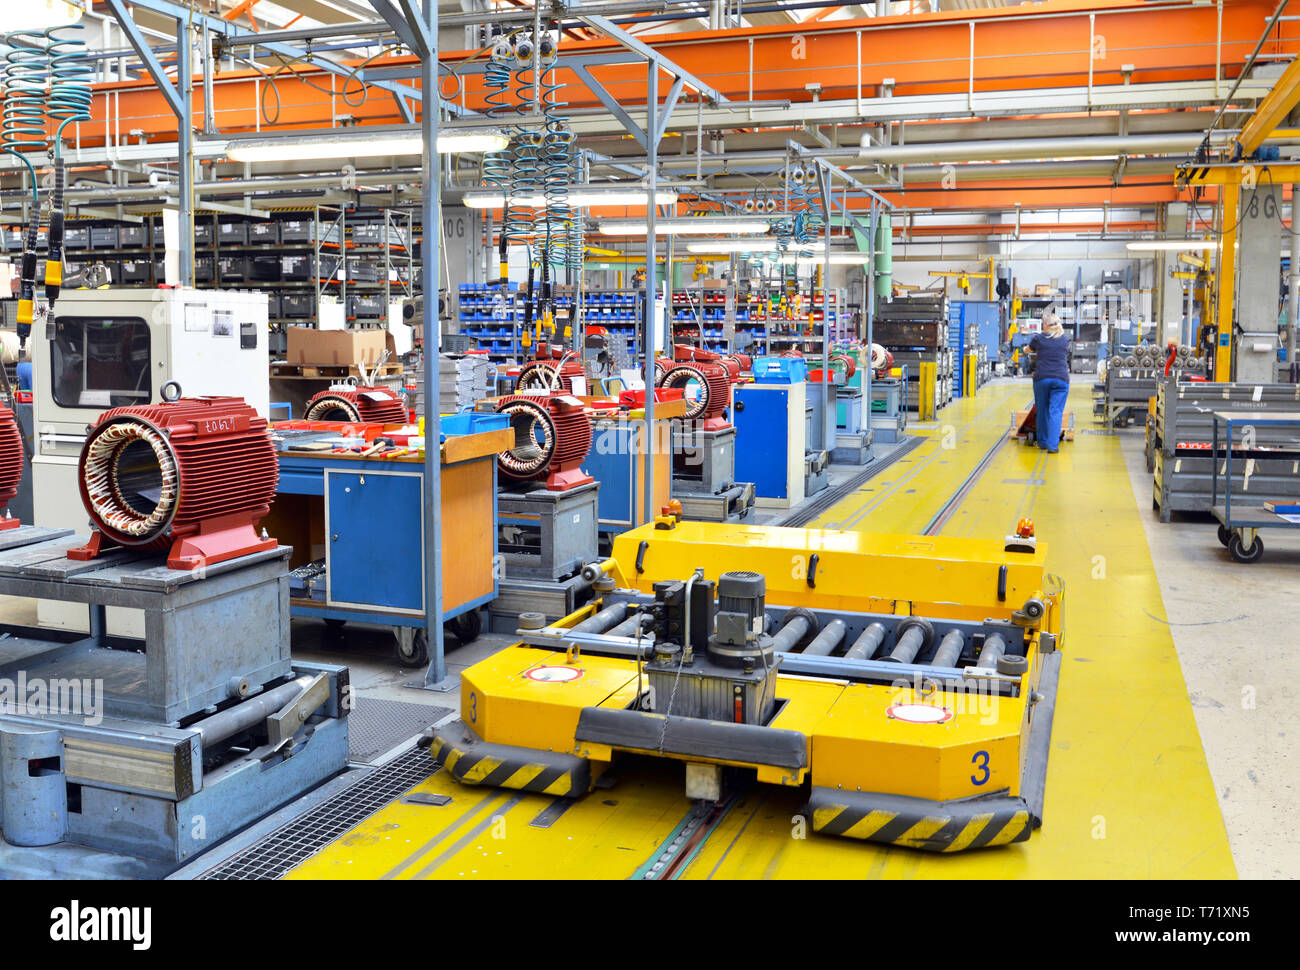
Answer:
[425,354,497,413]
[873,293,952,412]
[1151,378,1300,521]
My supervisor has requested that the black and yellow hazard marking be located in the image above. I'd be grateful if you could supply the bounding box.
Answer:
[428,721,591,798]
[806,788,1035,852]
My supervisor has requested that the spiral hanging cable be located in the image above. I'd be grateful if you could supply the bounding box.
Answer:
[46,24,90,153]
[2,30,48,205]
[483,39,515,280]
[3,31,50,328]
[43,24,90,307]
[539,43,574,269]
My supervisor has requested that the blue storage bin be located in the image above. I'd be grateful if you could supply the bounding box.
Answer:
[752,356,807,384]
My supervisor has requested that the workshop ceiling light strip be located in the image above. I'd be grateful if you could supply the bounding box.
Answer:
[598,218,770,236]
[463,187,679,209]
[225,129,508,162]
[1125,239,1218,251]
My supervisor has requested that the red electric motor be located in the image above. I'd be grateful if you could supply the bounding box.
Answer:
[671,343,747,383]
[831,352,857,379]
[657,359,733,431]
[517,345,584,393]
[870,343,895,378]
[494,393,594,492]
[70,396,279,570]
[724,352,753,376]
[0,404,24,531]
[305,383,408,424]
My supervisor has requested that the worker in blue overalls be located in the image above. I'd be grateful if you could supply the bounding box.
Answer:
[1029,311,1071,453]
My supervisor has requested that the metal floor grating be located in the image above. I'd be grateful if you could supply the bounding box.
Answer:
[347,698,453,765]
[196,747,439,880]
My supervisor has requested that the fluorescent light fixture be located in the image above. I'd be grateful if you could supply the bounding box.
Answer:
[462,187,678,209]
[226,128,507,162]
[598,218,770,236]
[776,253,873,265]
[1126,239,1217,251]
[685,239,778,253]
[438,129,511,153]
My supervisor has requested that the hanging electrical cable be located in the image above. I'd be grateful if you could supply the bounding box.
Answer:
[538,25,574,341]
[44,22,92,308]
[2,30,50,331]
[484,34,516,283]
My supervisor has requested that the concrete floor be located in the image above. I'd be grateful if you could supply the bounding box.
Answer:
[1116,427,1299,880]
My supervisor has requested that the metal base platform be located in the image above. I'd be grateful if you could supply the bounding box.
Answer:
[671,424,738,496]
[488,572,595,632]
[0,527,351,867]
[831,429,874,465]
[672,481,756,523]
[498,482,600,581]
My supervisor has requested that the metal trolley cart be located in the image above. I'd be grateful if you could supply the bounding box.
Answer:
[267,413,511,666]
[1210,411,1300,563]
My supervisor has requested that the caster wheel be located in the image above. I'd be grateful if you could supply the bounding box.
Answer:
[1216,524,1232,548]
[1228,533,1264,564]
[397,630,430,667]
[446,609,482,645]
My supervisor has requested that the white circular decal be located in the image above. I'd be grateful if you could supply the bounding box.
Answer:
[524,665,584,683]
[887,703,953,724]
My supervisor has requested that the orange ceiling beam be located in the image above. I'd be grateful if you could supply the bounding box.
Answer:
[79,0,1297,147]
[870,180,1182,210]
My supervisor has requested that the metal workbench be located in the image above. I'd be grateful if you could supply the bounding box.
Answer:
[1210,411,1300,562]
[269,418,510,671]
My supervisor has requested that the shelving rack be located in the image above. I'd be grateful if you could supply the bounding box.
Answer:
[457,283,620,364]
[4,205,416,355]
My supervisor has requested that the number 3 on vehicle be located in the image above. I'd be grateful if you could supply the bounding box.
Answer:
[970,750,990,786]
[468,692,477,724]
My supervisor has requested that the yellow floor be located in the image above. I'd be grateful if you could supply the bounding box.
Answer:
[288,379,1234,880]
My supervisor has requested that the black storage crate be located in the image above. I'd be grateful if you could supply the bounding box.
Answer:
[91,226,118,249]
[118,224,150,248]
[281,253,312,280]
[218,220,249,246]
[65,225,91,250]
[195,220,215,246]
[249,221,280,245]
[195,255,215,283]
[350,260,383,283]
[119,258,150,283]
[250,255,282,282]
[350,294,384,318]
[282,293,312,317]
[218,256,248,282]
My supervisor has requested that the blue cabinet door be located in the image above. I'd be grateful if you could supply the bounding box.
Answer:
[734,386,789,499]
[326,470,424,612]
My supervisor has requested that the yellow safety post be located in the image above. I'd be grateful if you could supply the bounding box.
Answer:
[919,360,937,420]
[1214,183,1237,382]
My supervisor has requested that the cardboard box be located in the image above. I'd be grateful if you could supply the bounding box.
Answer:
[285,327,394,367]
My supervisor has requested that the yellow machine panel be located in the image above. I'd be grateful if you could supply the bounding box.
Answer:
[462,645,641,753]
[609,520,1055,628]
[812,681,1026,801]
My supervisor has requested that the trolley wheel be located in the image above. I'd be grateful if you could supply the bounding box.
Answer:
[446,609,482,645]
[397,630,430,668]
[1227,533,1264,564]
[1216,524,1232,548]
